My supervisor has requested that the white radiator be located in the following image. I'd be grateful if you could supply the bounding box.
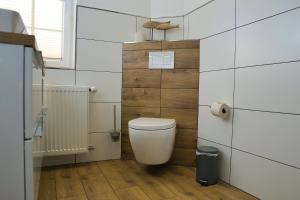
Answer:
[43,85,89,156]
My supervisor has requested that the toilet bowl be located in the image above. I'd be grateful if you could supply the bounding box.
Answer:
[128,117,176,165]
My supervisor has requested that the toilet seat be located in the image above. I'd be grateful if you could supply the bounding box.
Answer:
[128,117,176,131]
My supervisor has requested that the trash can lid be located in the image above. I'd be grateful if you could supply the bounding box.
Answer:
[197,146,219,154]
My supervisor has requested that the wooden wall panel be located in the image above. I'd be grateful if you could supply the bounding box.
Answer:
[121,137,135,160]
[175,129,197,149]
[122,88,160,107]
[122,40,199,166]
[161,108,198,129]
[161,89,198,109]
[123,41,161,51]
[161,69,199,89]
[123,69,161,88]
[123,50,149,69]
[174,49,199,69]
[162,40,199,49]
[170,148,196,166]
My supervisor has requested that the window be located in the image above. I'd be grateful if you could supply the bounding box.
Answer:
[0,0,76,68]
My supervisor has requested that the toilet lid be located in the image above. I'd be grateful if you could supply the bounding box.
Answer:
[128,117,176,130]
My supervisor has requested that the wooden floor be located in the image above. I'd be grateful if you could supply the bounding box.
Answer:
[38,160,257,200]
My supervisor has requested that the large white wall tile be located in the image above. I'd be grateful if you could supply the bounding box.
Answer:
[233,109,300,168]
[151,0,183,18]
[198,106,232,146]
[235,62,300,114]
[236,0,300,26]
[183,0,211,14]
[197,138,231,183]
[76,39,122,72]
[231,149,300,200]
[137,17,151,41]
[152,17,184,41]
[76,132,121,163]
[77,7,136,42]
[45,69,75,85]
[78,0,151,17]
[200,30,235,72]
[236,9,300,67]
[188,0,235,39]
[76,71,122,102]
[199,69,234,107]
[89,103,121,133]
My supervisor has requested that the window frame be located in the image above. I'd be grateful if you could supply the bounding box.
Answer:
[44,0,76,69]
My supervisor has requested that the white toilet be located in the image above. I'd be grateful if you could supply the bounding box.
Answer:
[128,117,176,165]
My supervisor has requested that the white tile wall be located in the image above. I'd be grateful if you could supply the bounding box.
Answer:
[45,69,75,85]
[89,103,121,133]
[136,17,151,41]
[151,0,183,18]
[236,0,300,26]
[183,0,211,14]
[197,138,231,183]
[76,132,121,163]
[199,69,234,107]
[76,39,122,72]
[200,30,235,72]
[198,106,232,146]
[231,149,300,200]
[74,4,137,164]
[152,17,184,41]
[77,7,136,42]
[188,0,235,39]
[235,62,300,114]
[233,109,300,168]
[77,0,150,17]
[236,8,300,67]
[76,71,122,103]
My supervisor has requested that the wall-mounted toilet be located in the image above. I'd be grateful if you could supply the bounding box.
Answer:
[128,117,176,165]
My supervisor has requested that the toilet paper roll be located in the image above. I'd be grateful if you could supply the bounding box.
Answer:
[210,102,230,119]
[134,32,145,42]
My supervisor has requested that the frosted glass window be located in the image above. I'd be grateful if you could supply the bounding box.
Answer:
[35,0,63,30]
[35,29,62,59]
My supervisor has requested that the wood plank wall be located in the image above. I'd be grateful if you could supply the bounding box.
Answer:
[121,40,200,166]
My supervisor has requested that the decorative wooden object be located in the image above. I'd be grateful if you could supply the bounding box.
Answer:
[156,23,180,40]
[122,40,200,166]
[143,21,170,40]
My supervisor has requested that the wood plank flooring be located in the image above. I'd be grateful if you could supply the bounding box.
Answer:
[38,160,257,200]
